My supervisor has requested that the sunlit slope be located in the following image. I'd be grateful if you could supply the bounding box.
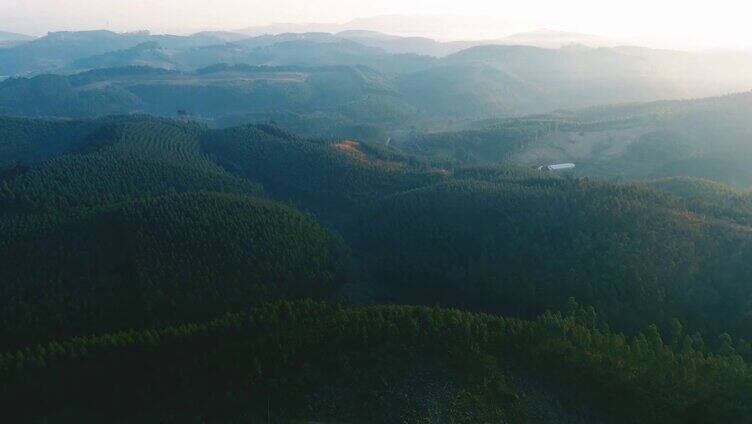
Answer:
[404,92,752,186]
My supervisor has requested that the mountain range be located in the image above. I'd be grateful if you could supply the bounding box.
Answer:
[2,31,752,123]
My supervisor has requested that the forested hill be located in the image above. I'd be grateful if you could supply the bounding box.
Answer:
[0,65,412,124]
[356,176,752,340]
[1,115,751,421]
[403,91,752,187]
[2,301,750,422]
[3,62,752,192]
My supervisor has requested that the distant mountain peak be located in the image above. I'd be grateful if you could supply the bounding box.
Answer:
[0,30,36,46]
[501,29,618,48]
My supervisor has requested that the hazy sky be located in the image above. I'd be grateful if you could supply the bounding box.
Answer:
[2,0,751,49]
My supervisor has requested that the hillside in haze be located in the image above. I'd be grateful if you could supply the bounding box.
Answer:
[0,30,245,76]
[0,30,33,48]
[2,35,752,127]
[403,91,752,186]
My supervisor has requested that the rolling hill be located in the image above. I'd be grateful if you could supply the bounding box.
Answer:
[403,91,752,187]
[0,116,343,349]
[1,111,752,422]
[71,41,180,71]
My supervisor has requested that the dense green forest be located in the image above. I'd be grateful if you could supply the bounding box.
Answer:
[201,124,445,220]
[356,177,752,345]
[1,110,751,422]
[1,301,750,422]
[0,192,341,349]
